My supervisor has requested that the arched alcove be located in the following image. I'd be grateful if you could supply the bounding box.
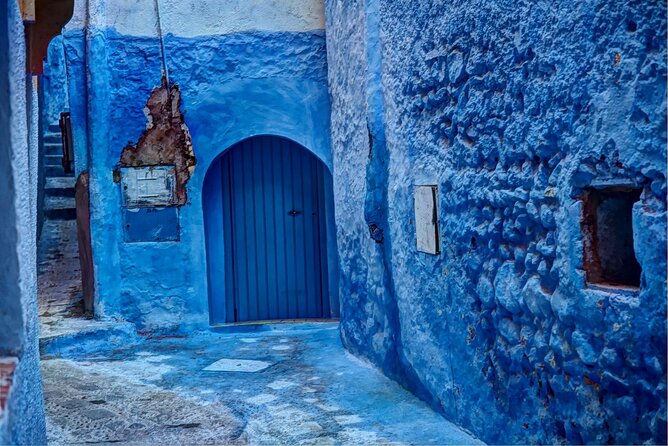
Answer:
[203,135,339,324]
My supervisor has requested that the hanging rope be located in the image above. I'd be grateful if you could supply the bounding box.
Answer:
[154,0,170,88]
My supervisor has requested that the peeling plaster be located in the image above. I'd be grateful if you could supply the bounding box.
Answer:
[119,80,196,206]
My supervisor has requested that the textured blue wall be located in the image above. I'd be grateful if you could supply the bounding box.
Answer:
[42,35,69,127]
[62,28,88,176]
[68,28,332,329]
[326,0,666,444]
[0,0,47,443]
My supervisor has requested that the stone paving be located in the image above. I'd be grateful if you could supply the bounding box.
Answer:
[41,323,483,445]
[38,219,88,333]
[37,216,481,445]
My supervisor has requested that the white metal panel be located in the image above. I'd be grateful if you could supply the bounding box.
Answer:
[120,165,176,207]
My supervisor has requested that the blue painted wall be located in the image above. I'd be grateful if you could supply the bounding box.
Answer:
[61,28,88,176]
[0,0,47,443]
[65,26,332,330]
[326,0,666,444]
[42,35,69,127]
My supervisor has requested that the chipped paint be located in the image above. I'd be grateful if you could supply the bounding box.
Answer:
[119,79,196,206]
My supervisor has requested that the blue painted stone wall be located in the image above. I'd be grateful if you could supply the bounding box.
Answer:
[0,0,47,443]
[326,0,667,444]
[70,27,332,329]
[61,28,88,175]
[42,35,69,127]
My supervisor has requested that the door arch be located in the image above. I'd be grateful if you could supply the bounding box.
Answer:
[203,135,337,323]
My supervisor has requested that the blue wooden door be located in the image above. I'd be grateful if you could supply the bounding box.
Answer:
[213,136,328,323]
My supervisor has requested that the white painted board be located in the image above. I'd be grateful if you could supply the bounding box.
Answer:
[414,185,440,255]
[121,165,176,207]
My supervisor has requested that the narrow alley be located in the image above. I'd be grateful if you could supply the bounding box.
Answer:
[1,0,665,445]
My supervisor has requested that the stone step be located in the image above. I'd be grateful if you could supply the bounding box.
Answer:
[43,133,61,144]
[44,196,76,220]
[45,207,77,220]
[45,165,74,177]
[45,177,76,197]
[45,154,62,167]
[44,145,62,157]
[46,176,76,190]
[48,124,61,133]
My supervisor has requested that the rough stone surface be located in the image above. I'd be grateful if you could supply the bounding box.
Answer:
[325,0,666,444]
[119,81,196,206]
[42,323,481,445]
[0,1,47,443]
[42,35,69,127]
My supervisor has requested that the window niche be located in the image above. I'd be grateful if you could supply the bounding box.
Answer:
[581,186,642,288]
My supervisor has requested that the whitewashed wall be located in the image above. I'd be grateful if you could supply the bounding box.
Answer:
[66,0,324,34]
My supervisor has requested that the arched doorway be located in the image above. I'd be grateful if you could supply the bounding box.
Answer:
[203,135,337,324]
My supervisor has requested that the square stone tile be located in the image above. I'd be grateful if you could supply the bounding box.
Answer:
[203,358,272,373]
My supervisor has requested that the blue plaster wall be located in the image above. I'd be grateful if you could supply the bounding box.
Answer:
[74,28,332,330]
[0,0,47,444]
[62,28,88,175]
[42,35,69,127]
[326,0,667,444]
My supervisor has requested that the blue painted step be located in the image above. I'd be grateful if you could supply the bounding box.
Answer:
[44,196,76,221]
[45,165,73,177]
[44,143,62,156]
[45,177,76,198]
[45,154,62,167]
[44,133,61,144]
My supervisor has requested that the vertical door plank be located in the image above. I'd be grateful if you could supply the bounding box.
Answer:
[301,151,316,317]
[221,156,236,322]
[230,147,247,321]
[272,139,289,319]
[312,157,325,317]
[261,137,279,320]
[244,139,261,322]
[281,139,297,318]
[252,137,269,321]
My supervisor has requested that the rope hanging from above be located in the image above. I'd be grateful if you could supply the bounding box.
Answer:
[153,0,170,89]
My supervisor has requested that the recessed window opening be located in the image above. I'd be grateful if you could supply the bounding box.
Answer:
[582,186,642,288]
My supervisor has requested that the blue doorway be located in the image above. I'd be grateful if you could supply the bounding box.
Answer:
[203,135,337,324]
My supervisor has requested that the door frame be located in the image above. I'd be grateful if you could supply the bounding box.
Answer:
[202,135,340,325]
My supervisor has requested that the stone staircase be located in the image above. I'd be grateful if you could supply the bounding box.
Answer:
[43,124,76,221]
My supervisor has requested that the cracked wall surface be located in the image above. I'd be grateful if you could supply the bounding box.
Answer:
[119,81,196,206]
[326,0,666,444]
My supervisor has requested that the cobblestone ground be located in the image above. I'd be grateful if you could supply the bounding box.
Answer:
[37,220,481,445]
[38,219,88,328]
[41,324,482,445]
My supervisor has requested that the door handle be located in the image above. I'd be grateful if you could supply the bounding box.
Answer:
[288,209,302,216]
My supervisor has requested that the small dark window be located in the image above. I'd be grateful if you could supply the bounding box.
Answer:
[582,187,642,288]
